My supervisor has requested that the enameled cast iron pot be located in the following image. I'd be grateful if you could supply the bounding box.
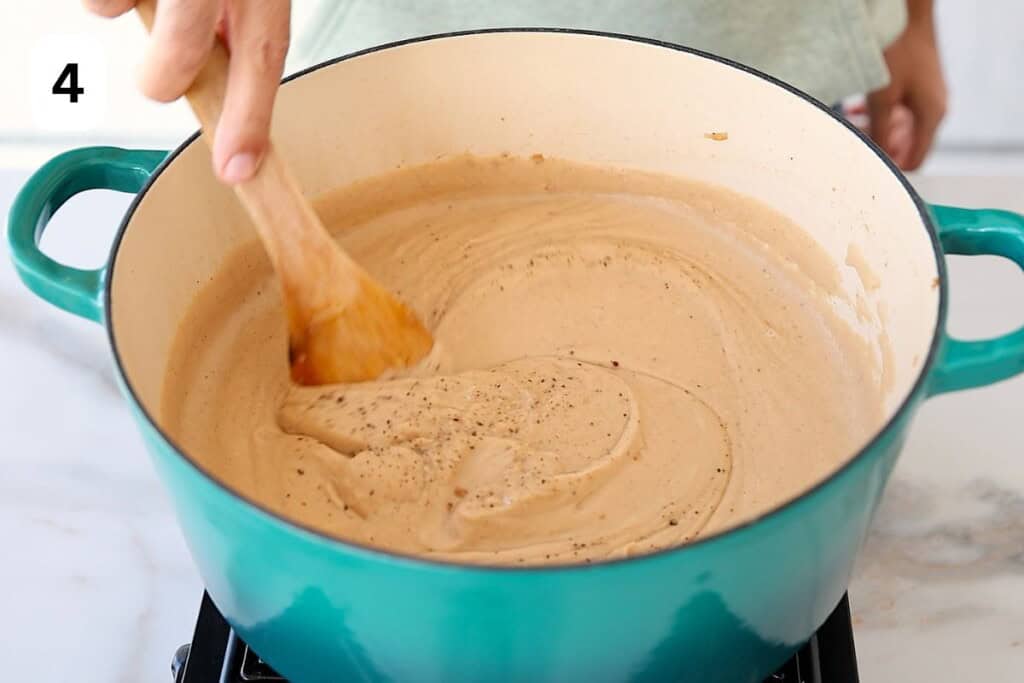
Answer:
[9,30,1024,683]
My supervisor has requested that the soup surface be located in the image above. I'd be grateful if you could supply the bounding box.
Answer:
[162,155,883,565]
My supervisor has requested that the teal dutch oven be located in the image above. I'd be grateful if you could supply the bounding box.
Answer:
[8,31,1024,682]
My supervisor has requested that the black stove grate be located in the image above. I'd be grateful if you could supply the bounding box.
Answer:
[174,593,859,682]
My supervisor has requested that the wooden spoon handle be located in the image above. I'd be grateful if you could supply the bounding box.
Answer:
[134,0,360,314]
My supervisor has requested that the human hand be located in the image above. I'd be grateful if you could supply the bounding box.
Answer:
[867,0,947,171]
[83,0,291,184]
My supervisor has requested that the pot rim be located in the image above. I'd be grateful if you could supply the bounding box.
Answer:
[105,27,947,573]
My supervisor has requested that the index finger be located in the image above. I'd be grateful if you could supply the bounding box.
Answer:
[138,0,222,102]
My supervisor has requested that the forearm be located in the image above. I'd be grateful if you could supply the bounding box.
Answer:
[906,0,935,29]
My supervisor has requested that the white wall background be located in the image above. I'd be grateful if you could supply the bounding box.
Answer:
[934,1,1024,148]
[924,1,1024,174]
[0,0,1021,173]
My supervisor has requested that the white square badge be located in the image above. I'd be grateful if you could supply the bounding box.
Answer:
[29,33,108,133]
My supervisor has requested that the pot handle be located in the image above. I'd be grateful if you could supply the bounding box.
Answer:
[928,203,1024,395]
[7,146,166,323]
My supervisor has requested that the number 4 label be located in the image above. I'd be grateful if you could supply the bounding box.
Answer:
[30,34,106,131]
[53,63,85,103]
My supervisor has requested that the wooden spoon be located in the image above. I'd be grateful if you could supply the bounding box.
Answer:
[135,0,434,385]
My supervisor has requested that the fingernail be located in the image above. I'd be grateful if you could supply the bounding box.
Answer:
[221,152,258,184]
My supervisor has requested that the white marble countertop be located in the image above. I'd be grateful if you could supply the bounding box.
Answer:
[1,168,1022,682]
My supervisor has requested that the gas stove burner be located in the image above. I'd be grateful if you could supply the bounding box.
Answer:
[173,593,859,682]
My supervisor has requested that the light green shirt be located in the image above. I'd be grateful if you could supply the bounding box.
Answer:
[292,0,906,105]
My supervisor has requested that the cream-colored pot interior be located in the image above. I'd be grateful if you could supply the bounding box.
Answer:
[111,31,940,468]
